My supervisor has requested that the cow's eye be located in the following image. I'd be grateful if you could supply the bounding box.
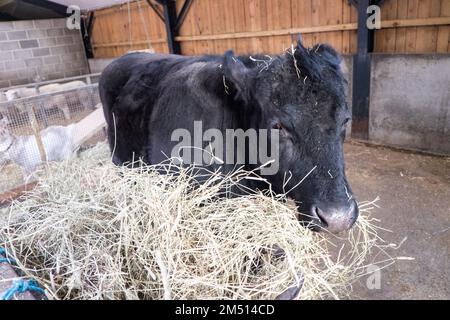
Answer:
[342,117,350,128]
[272,122,293,140]
[273,123,283,130]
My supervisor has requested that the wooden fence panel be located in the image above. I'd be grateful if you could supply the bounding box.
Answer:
[90,0,450,58]
[375,0,450,53]
[437,0,450,52]
[90,0,168,57]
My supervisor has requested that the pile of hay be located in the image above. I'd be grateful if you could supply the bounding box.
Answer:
[0,143,392,300]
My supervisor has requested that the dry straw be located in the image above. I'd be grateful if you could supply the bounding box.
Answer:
[0,143,399,300]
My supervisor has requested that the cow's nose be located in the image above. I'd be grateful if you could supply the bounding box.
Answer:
[310,200,359,233]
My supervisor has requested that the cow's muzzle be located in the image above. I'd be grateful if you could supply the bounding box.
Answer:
[308,200,359,233]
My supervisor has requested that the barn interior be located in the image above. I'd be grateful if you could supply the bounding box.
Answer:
[0,0,449,300]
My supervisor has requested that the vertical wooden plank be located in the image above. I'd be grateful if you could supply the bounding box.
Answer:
[395,0,409,52]
[201,0,214,54]
[292,0,314,48]
[436,0,450,52]
[266,0,276,53]
[375,0,398,53]
[246,0,263,53]
[179,0,197,55]
[415,0,439,52]
[281,0,293,51]
[222,0,237,52]
[209,0,225,54]
[267,0,292,54]
[234,0,248,54]
[264,0,275,53]
[326,0,343,51]
[257,0,267,52]
[405,0,419,52]
[342,0,351,54]
[349,4,358,54]
[315,0,325,44]
[310,0,321,45]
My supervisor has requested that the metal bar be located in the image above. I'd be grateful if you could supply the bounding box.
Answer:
[0,84,99,104]
[174,0,193,31]
[81,12,95,59]
[351,0,374,140]
[87,11,95,37]
[146,0,165,22]
[0,74,101,92]
[160,0,181,54]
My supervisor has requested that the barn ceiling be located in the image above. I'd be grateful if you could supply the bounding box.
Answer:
[0,0,138,21]
[49,0,137,11]
[0,0,66,20]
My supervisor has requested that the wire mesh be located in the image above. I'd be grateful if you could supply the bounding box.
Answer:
[0,81,105,193]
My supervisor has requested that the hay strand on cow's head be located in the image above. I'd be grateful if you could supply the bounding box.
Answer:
[0,143,398,300]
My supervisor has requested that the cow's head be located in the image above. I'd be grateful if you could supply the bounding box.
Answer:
[222,38,358,233]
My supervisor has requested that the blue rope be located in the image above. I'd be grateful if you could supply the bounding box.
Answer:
[0,247,16,264]
[1,247,46,300]
[2,279,46,300]
[0,257,16,264]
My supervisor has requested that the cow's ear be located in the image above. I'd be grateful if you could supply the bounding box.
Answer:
[222,50,253,103]
[296,33,308,53]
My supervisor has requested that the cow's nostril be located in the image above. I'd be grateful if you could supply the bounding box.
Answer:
[314,206,328,228]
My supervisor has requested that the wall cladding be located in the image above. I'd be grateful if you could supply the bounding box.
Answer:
[90,0,450,58]
[0,19,89,88]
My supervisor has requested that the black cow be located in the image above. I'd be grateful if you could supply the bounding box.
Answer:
[99,39,358,233]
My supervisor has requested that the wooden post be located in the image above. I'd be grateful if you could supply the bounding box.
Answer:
[27,105,47,163]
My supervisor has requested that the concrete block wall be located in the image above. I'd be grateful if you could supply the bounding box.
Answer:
[0,19,89,88]
[88,58,115,74]
[369,54,450,155]
[343,54,449,155]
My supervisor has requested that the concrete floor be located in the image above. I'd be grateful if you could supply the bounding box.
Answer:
[344,141,450,300]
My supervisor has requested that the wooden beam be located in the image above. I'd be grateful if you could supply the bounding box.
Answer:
[174,17,450,42]
[174,0,193,31]
[72,106,106,147]
[146,0,165,22]
[0,181,38,208]
[175,23,359,42]
[27,105,47,163]
[381,17,450,28]
[92,39,166,48]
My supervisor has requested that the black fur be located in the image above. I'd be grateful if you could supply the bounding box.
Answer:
[99,39,358,232]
